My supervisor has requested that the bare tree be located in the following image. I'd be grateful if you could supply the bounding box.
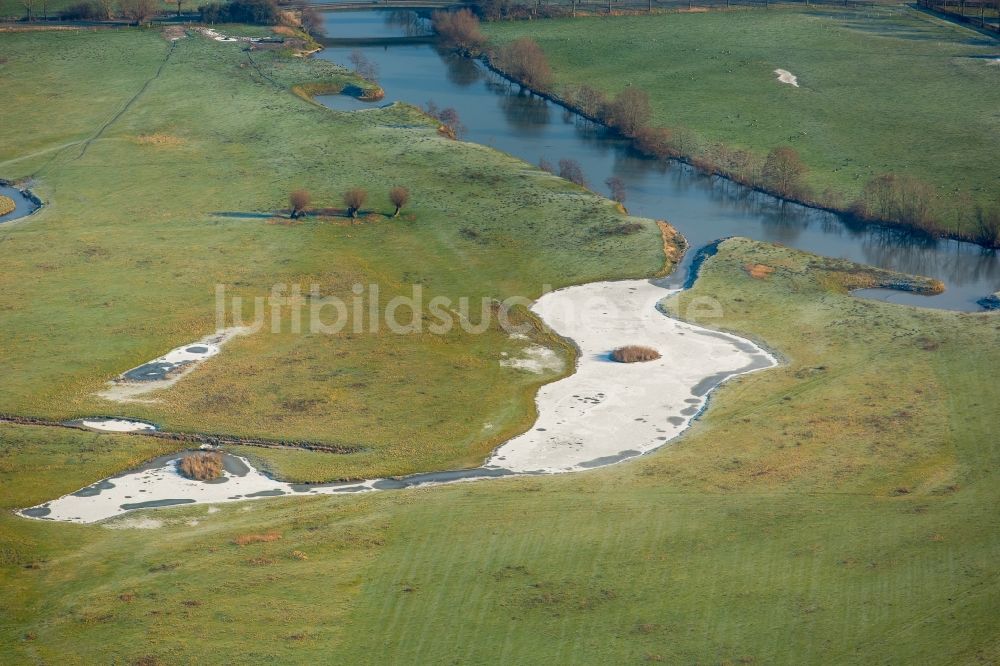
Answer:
[558,159,587,187]
[389,186,410,217]
[343,188,368,219]
[424,102,465,139]
[349,50,378,83]
[854,173,936,229]
[432,9,486,54]
[120,0,157,24]
[570,84,608,119]
[289,189,311,219]
[761,146,808,197]
[495,38,552,91]
[96,0,115,19]
[539,158,554,173]
[300,5,323,36]
[605,176,627,207]
[21,0,35,20]
[607,87,652,137]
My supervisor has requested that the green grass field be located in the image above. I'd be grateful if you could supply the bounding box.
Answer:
[483,6,1000,233]
[0,27,667,480]
[2,238,997,663]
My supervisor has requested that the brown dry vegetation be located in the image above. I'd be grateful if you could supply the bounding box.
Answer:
[432,8,486,54]
[133,133,184,147]
[611,345,661,363]
[0,195,14,217]
[232,531,282,546]
[744,263,775,279]
[177,452,223,481]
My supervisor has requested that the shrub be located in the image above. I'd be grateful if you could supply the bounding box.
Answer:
[606,87,652,138]
[761,146,808,198]
[289,189,310,219]
[59,1,102,19]
[558,158,586,187]
[494,38,552,91]
[602,222,643,235]
[177,452,223,480]
[633,126,676,159]
[432,9,486,54]
[538,158,554,174]
[343,188,367,218]
[389,186,410,217]
[611,345,661,363]
[424,101,465,139]
[0,195,14,217]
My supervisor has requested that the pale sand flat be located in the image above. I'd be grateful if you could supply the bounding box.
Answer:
[774,69,799,87]
[24,280,776,524]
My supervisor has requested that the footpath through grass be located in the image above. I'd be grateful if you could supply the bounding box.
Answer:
[1,238,998,662]
[0,27,666,479]
[484,6,1000,235]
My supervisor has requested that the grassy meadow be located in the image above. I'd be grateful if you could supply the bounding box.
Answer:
[2,238,998,662]
[483,6,1000,233]
[0,27,667,479]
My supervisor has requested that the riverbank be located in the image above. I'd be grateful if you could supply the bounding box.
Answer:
[3,237,998,662]
[481,6,1000,246]
[0,27,668,480]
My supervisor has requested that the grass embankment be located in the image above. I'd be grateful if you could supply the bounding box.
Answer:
[0,28,666,480]
[483,6,1000,238]
[2,238,998,662]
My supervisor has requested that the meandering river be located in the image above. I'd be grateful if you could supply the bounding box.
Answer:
[314,9,999,311]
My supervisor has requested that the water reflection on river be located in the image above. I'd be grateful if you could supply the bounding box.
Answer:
[315,10,999,310]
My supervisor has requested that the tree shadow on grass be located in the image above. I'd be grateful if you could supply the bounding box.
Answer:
[211,212,278,219]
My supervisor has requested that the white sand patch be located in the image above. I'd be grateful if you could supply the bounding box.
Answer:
[206,506,220,514]
[198,27,262,43]
[500,344,564,374]
[79,418,157,433]
[97,327,250,403]
[21,281,775,523]
[486,280,776,473]
[774,69,799,87]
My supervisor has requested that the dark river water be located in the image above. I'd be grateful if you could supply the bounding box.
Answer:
[315,10,999,310]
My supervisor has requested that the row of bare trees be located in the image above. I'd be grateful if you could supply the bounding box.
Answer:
[288,187,410,220]
[20,0,157,22]
[430,8,994,244]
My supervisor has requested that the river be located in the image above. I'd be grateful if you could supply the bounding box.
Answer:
[312,9,999,311]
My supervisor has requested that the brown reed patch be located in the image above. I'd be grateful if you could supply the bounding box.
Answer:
[233,531,282,546]
[745,263,775,279]
[611,345,661,363]
[178,452,223,480]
